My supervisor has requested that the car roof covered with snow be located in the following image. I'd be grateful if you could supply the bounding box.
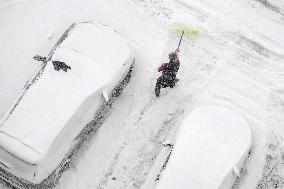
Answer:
[155,106,252,189]
[0,22,132,165]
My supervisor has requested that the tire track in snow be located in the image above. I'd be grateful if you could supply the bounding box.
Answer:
[94,97,160,189]
[254,0,284,15]
[0,0,24,9]
[93,99,180,188]
[92,80,189,189]
[94,95,189,189]
[256,93,284,189]
[128,0,174,19]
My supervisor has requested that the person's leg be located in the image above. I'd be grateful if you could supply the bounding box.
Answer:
[166,77,175,88]
[169,77,179,88]
[155,76,163,97]
[169,80,175,88]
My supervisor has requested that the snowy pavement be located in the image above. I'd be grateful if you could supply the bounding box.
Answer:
[0,0,284,188]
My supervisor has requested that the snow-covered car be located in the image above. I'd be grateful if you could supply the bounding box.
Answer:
[0,21,134,188]
[143,106,252,189]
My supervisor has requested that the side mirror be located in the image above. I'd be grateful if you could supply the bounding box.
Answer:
[33,55,46,62]
[162,141,173,148]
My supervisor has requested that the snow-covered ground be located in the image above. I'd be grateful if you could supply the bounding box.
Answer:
[0,0,284,188]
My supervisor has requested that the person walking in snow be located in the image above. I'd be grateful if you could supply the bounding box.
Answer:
[155,48,180,97]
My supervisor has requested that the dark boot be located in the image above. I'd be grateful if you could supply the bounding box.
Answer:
[155,76,164,97]
[155,83,161,97]
[169,77,179,88]
[169,82,175,88]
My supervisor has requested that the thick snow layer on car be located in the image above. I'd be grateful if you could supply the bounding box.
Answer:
[156,106,252,189]
[0,22,133,183]
[1,0,284,188]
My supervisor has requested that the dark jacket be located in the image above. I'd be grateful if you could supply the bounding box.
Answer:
[158,59,180,80]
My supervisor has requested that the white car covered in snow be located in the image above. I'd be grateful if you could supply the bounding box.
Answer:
[144,106,252,189]
[0,21,134,188]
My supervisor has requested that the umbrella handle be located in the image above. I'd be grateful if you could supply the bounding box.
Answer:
[178,31,185,48]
